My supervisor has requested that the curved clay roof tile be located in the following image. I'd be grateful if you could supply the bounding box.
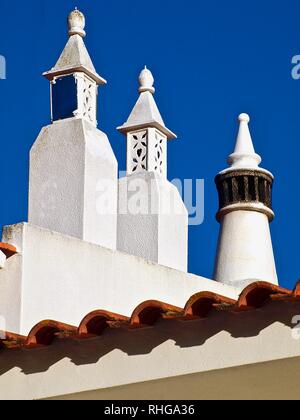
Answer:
[78,310,129,336]
[130,300,182,327]
[293,280,300,297]
[0,281,298,350]
[26,320,77,346]
[0,243,17,259]
[184,291,236,318]
[237,281,292,310]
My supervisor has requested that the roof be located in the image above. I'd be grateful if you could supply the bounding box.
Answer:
[43,34,106,85]
[117,91,176,139]
[0,280,298,350]
[0,243,17,259]
[117,67,177,139]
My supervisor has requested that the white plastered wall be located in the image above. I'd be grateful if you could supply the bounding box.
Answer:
[118,172,188,272]
[1,223,238,335]
[214,210,278,288]
[28,118,118,250]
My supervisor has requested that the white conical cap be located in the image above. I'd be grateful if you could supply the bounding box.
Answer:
[43,9,106,85]
[228,113,262,169]
[117,67,176,139]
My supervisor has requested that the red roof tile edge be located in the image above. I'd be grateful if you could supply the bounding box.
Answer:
[0,243,17,259]
[1,280,299,349]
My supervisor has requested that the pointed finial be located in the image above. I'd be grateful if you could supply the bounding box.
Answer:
[139,66,155,94]
[238,113,250,123]
[68,8,86,38]
[227,113,262,169]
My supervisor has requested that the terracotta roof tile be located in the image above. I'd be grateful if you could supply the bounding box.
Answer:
[293,280,300,297]
[78,310,129,336]
[130,300,182,327]
[0,243,17,259]
[184,291,236,319]
[26,320,77,347]
[0,280,298,350]
[236,281,292,310]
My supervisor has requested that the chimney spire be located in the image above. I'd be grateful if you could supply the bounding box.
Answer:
[44,9,106,86]
[227,114,262,169]
[43,9,106,126]
[117,67,176,177]
[28,10,118,250]
[117,68,188,272]
[213,113,278,289]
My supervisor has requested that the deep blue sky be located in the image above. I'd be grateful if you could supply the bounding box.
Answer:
[1,0,300,290]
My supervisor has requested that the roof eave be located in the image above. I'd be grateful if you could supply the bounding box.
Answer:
[117,121,177,140]
[43,66,107,86]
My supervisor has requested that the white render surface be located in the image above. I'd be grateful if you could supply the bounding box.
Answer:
[28,118,118,250]
[0,251,6,269]
[0,223,238,335]
[118,172,188,272]
[214,210,278,288]
[46,34,97,78]
[121,90,165,129]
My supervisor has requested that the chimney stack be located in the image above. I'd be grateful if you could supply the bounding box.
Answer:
[28,9,118,250]
[117,68,188,271]
[214,114,278,289]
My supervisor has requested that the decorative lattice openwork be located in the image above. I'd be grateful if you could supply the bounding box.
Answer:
[130,130,148,173]
[153,131,164,174]
[127,129,167,176]
[82,78,96,124]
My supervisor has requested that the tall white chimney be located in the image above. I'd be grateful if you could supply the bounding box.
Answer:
[28,9,118,250]
[117,67,188,272]
[214,113,278,289]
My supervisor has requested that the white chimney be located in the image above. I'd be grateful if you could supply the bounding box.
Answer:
[28,9,118,250]
[117,67,188,272]
[214,113,278,289]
